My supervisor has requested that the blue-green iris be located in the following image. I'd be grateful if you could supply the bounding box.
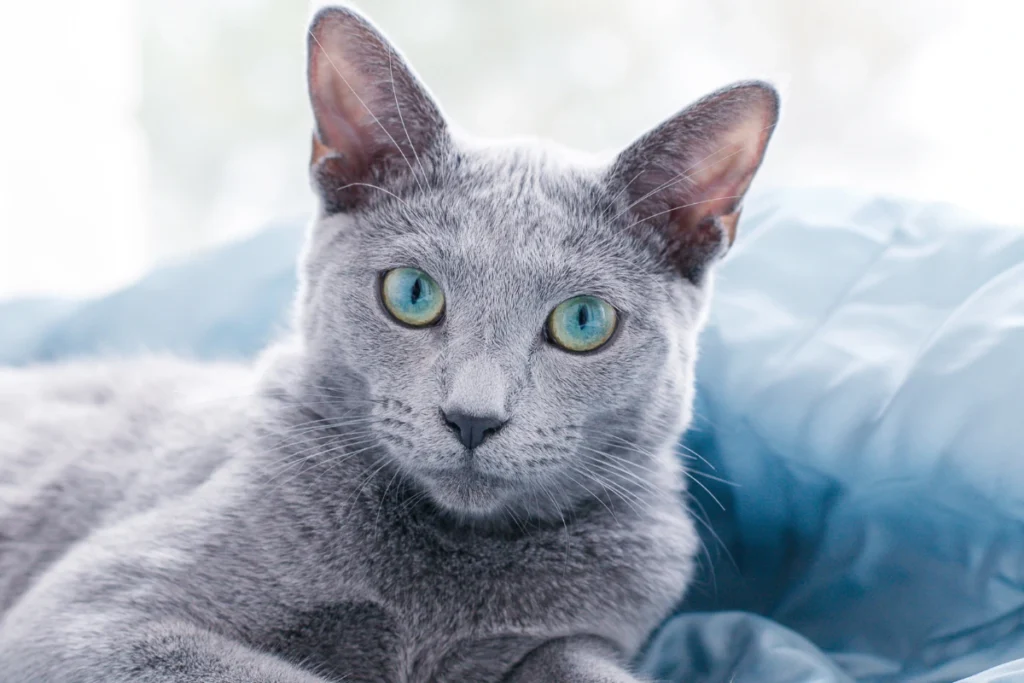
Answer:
[381,267,445,327]
[547,295,618,352]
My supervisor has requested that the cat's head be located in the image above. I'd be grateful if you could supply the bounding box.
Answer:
[293,7,777,520]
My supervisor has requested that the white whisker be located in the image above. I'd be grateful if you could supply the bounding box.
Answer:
[332,182,409,206]
[387,46,428,195]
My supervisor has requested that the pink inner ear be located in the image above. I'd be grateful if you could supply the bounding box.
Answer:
[612,81,778,273]
[305,7,448,210]
[686,116,771,220]
[308,30,376,174]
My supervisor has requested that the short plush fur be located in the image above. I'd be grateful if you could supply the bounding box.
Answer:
[0,6,778,682]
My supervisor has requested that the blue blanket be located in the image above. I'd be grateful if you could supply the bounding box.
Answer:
[2,189,1022,682]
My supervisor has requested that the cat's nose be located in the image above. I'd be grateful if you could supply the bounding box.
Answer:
[442,410,506,450]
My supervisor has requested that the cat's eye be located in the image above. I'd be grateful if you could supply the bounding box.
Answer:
[381,267,445,327]
[546,295,618,353]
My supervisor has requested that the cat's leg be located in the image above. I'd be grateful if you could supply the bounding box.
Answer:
[0,617,332,683]
[503,636,649,683]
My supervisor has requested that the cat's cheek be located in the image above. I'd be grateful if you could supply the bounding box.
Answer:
[537,324,657,413]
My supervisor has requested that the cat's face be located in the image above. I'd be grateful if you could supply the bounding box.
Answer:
[296,7,777,519]
[300,145,703,516]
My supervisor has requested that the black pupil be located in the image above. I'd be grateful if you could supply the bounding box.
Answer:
[577,304,589,329]
[410,277,422,305]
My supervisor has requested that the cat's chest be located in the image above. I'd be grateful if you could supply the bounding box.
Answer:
[261,569,596,683]
[350,514,683,681]
[261,598,540,683]
[261,601,405,682]
[258,498,693,682]
[264,526,662,683]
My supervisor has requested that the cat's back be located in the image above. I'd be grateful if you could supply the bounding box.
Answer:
[0,356,254,613]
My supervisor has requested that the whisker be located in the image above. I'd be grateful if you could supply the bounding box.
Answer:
[610,146,743,223]
[261,431,378,480]
[373,467,404,536]
[348,457,394,501]
[577,439,669,478]
[301,444,384,493]
[560,469,618,523]
[387,45,428,195]
[332,182,409,206]
[682,469,726,511]
[582,457,660,500]
[676,442,718,473]
[263,435,379,486]
[502,503,529,536]
[263,449,367,496]
[270,416,381,443]
[599,166,647,222]
[570,465,644,517]
[610,120,777,225]
[585,426,700,465]
[686,489,738,575]
[396,487,432,516]
[688,470,740,488]
[625,195,743,231]
[575,446,661,489]
[684,500,720,596]
[588,472,646,517]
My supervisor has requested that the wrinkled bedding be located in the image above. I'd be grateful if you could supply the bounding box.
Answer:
[2,188,1022,682]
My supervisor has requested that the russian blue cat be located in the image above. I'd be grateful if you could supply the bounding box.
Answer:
[0,6,778,682]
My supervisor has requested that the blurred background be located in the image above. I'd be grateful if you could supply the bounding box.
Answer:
[1,0,1021,299]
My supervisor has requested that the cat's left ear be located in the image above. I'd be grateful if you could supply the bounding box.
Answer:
[609,81,779,282]
[307,7,447,211]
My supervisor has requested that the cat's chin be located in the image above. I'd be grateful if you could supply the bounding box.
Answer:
[415,468,520,519]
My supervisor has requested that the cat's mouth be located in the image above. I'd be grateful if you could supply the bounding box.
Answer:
[416,464,520,516]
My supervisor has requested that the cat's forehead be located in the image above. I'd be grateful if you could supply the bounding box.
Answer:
[440,143,609,229]
[367,144,656,302]
[415,144,623,253]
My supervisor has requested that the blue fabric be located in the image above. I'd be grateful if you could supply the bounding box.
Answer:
[0,221,300,365]
[2,189,1022,682]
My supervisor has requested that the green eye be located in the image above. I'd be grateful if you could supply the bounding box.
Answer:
[546,295,618,353]
[381,267,445,327]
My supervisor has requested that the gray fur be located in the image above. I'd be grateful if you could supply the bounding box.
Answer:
[0,6,778,682]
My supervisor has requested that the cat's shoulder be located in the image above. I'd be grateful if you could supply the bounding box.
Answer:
[0,355,258,491]
[0,355,253,419]
[0,356,260,612]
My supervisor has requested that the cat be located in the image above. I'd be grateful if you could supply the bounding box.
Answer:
[0,6,778,682]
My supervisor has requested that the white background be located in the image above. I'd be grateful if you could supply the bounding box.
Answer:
[1,0,1021,298]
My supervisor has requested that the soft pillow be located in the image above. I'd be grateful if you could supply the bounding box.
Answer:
[0,221,300,365]
[648,188,1024,683]
[2,189,1022,682]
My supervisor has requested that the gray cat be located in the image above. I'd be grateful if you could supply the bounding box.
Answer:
[0,6,777,682]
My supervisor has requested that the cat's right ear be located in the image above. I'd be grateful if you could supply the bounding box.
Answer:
[307,7,447,212]
[609,82,779,283]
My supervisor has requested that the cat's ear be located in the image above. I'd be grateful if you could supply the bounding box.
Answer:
[609,81,779,282]
[307,7,446,211]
